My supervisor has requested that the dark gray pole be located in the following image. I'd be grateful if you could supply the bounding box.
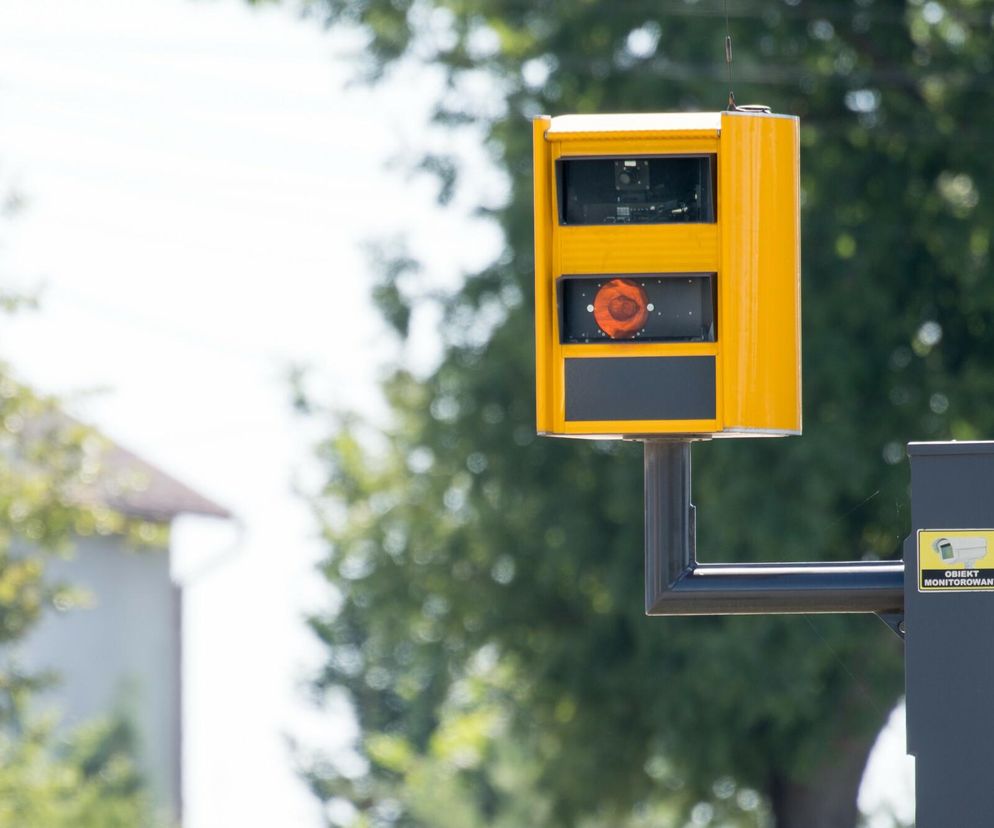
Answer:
[644,440,693,610]
[905,441,994,827]
[644,440,904,617]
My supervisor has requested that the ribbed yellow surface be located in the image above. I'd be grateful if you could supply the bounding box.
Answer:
[532,116,555,433]
[718,112,802,434]
[558,226,719,275]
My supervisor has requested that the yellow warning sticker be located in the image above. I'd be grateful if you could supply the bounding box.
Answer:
[919,529,994,592]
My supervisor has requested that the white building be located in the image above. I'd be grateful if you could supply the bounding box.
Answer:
[20,436,230,824]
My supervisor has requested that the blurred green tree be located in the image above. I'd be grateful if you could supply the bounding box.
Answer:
[0,355,163,827]
[0,711,153,828]
[293,1,994,826]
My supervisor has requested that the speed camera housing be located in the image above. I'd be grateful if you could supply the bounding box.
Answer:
[532,111,801,439]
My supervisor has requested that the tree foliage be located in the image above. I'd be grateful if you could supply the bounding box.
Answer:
[0,711,153,828]
[300,1,994,825]
[0,361,164,826]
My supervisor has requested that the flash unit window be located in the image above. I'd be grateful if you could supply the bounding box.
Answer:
[559,274,716,344]
[557,155,716,226]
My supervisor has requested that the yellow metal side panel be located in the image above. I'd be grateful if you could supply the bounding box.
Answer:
[559,225,719,274]
[533,116,555,433]
[719,113,801,434]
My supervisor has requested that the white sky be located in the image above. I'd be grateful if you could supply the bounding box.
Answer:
[0,0,912,826]
[0,0,499,825]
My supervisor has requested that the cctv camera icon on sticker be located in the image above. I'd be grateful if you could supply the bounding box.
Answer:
[933,537,988,570]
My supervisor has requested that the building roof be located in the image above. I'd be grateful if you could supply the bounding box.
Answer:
[22,411,232,523]
[97,439,232,522]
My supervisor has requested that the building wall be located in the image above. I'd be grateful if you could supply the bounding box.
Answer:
[19,534,182,822]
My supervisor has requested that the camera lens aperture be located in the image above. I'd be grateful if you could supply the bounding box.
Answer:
[614,159,649,191]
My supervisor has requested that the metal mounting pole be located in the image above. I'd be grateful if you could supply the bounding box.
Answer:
[903,441,994,825]
[644,440,694,610]
[644,440,905,618]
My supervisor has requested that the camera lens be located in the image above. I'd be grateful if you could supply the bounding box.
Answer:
[614,159,649,192]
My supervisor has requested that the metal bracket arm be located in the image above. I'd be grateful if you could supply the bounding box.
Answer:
[644,441,905,617]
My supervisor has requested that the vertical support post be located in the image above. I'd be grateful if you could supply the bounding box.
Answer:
[906,442,994,826]
[644,440,694,612]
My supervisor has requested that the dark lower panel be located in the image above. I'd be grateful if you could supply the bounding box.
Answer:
[565,356,715,421]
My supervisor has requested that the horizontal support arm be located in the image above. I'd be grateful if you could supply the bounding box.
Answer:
[647,560,905,616]
[644,440,906,617]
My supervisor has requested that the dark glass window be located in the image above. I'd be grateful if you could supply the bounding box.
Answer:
[558,155,716,225]
[559,274,716,344]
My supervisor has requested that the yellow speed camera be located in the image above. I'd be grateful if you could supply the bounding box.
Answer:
[533,111,801,439]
